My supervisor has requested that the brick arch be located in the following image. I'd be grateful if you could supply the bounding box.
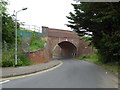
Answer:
[52,39,78,52]
[52,41,78,58]
[58,39,78,48]
[58,41,77,48]
[28,26,94,63]
[42,26,94,59]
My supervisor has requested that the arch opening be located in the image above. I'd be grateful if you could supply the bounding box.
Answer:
[58,41,77,58]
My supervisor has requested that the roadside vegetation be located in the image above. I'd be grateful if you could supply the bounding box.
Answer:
[29,32,46,51]
[1,0,31,67]
[2,38,32,67]
[78,36,119,75]
[78,53,119,75]
[67,2,120,75]
[67,2,120,74]
[1,0,46,67]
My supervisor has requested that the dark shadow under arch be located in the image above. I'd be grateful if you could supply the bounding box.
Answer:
[58,41,77,58]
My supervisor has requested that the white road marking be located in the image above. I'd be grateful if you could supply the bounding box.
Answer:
[0,80,10,84]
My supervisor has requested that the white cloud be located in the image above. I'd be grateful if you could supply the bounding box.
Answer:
[7,0,75,30]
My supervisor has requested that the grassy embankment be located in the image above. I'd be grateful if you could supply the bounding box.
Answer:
[2,30,46,67]
[30,38,46,51]
[77,53,119,75]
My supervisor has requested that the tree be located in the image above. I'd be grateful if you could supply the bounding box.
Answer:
[2,13,16,44]
[1,0,20,45]
[0,0,8,13]
[67,2,120,63]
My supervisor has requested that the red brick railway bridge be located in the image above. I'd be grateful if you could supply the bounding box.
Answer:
[42,26,93,59]
[29,26,93,63]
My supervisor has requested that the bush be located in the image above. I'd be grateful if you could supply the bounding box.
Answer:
[17,51,31,66]
[94,31,120,63]
[78,53,119,74]
[2,42,31,67]
[79,54,90,60]
[78,53,100,64]
[2,48,13,67]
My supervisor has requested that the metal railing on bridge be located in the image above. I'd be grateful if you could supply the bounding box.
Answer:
[17,24,45,52]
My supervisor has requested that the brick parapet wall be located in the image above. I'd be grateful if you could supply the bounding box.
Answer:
[27,49,51,64]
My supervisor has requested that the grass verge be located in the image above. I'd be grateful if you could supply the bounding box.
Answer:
[77,53,119,75]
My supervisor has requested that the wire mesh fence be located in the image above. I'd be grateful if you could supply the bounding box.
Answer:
[18,25,45,53]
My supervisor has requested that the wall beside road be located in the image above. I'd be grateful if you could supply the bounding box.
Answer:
[27,49,51,63]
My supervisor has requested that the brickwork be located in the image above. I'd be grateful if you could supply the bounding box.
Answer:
[42,26,94,59]
[28,48,51,64]
[27,26,94,63]
[78,40,93,56]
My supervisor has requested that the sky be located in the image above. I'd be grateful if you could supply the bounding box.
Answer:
[7,0,76,31]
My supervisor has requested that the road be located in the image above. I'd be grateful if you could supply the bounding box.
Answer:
[2,58,118,88]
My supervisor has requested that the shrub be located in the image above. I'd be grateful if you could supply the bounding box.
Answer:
[17,51,31,66]
[78,53,100,64]
[2,42,31,67]
[2,42,15,67]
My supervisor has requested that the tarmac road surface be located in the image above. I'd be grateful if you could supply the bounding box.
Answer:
[2,58,118,88]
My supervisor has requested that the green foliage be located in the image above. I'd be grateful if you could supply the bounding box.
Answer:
[80,36,92,45]
[2,12,21,45]
[78,53,119,74]
[94,30,120,63]
[67,2,120,63]
[67,2,120,34]
[16,51,31,66]
[1,0,20,45]
[2,42,31,67]
[30,32,46,51]
[20,29,33,32]
[101,63,119,73]
[2,13,16,44]
[81,36,91,41]
[0,0,8,13]
[1,0,31,67]
[79,53,100,64]
[2,42,14,67]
